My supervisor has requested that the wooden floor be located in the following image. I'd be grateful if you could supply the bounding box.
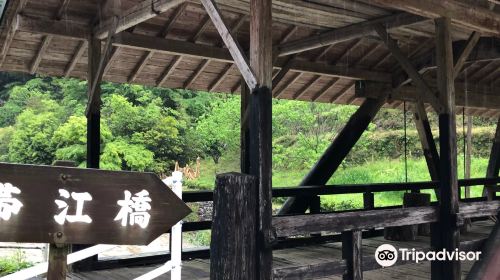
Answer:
[67,220,494,280]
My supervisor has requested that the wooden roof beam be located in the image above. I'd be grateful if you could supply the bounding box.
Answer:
[375,25,443,113]
[94,0,186,39]
[277,12,425,56]
[16,16,392,83]
[128,3,188,83]
[362,0,500,36]
[64,40,87,77]
[357,81,500,111]
[200,0,257,89]
[0,0,29,66]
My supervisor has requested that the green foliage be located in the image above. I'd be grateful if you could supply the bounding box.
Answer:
[196,97,240,164]
[0,251,32,276]
[101,139,155,171]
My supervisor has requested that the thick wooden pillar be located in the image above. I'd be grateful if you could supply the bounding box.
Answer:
[74,35,101,272]
[248,1,273,279]
[484,118,500,200]
[279,93,386,215]
[211,173,258,280]
[432,17,461,280]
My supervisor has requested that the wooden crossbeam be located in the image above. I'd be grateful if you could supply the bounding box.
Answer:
[412,101,440,194]
[375,24,443,113]
[94,0,186,39]
[277,12,424,56]
[200,0,257,89]
[364,0,500,36]
[207,16,248,92]
[16,16,393,83]
[278,94,388,215]
[64,40,87,77]
[356,81,500,110]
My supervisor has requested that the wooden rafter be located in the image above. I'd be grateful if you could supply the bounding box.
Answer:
[274,72,302,98]
[277,12,424,56]
[200,0,257,89]
[209,64,233,92]
[17,15,400,83]
[128,3,188,83]
[331,83,354,103]
[311,78,340,102]
[293,75,321,100]
[184,59,210,89]
[64,40,87,77]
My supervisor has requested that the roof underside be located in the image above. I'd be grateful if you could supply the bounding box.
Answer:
[0,0,499,117]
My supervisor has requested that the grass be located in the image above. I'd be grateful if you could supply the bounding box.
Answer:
[0,251,32,276]
[184,155,494,247]
[189,154,492,210]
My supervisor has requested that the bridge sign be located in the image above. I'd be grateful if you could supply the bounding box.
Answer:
[0,163,191,245]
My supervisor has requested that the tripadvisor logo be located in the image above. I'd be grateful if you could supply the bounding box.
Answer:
[375,244,398,267]
[375,244,482,267]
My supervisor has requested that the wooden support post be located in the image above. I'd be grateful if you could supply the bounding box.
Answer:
[433,17,461,280]
[279,90,386,215]
[210,173,258,280]
[484,118,500,200]
[363,192,374,210]
[48,242,70,280]
[248,1,273,279]
[86,36,101,170]
[74,35,101,272]
[342,230,362,280]
[47,160,75,279]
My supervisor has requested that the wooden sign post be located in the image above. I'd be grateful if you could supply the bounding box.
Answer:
[0,162,191,278]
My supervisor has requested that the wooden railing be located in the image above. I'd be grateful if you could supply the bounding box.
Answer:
[92,177,500,270]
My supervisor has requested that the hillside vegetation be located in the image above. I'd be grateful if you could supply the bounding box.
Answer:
[0,74,496,200]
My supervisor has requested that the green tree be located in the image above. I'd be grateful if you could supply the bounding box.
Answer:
[8,109,62,164]
[196,97,240,164]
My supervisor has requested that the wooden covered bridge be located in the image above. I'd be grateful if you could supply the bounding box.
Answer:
[0,0,499,279]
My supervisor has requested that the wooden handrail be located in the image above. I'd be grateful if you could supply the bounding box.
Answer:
[182,177,500,202]
[272,201,500,238]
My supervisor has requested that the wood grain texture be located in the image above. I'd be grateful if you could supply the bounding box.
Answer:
[0,163,191,245]
[210,172,258,280]
[273,206,439,238]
